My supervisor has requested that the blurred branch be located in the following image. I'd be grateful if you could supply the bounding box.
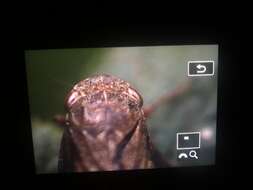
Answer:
[143,80,192,118]
[53,114,67,128]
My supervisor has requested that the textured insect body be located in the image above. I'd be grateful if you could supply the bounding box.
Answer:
[59,74,155,172]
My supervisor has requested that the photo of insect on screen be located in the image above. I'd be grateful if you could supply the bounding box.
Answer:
[25,45,218,174]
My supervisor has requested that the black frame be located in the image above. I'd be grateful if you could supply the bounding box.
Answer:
[13,24,240,187]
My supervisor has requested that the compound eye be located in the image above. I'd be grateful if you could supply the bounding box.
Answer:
[128,87,143,108]
[65,90,82,111]
[68,105,84,127]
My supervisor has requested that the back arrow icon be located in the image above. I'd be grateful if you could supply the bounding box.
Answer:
[196,64,206,73]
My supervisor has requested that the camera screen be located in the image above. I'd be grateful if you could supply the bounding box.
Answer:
[25,45,218,174]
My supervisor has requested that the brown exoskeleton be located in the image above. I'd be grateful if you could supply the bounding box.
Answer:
[56,74,190,172]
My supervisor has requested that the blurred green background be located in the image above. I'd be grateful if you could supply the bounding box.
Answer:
[25,45,218,173]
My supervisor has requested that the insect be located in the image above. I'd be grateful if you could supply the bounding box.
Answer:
[56,74,190,172]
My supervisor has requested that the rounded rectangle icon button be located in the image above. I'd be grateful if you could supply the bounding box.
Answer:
[188,60,214,76]
[177,132,201,150]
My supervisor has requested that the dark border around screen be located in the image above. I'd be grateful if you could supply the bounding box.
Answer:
[12,23,241,187]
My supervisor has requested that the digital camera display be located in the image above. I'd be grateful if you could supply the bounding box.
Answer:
[25,45,218,174]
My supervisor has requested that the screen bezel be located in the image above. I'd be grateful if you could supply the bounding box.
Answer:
[15,24,239,185]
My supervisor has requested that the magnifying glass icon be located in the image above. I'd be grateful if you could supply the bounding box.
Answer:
[189,150,198,159]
